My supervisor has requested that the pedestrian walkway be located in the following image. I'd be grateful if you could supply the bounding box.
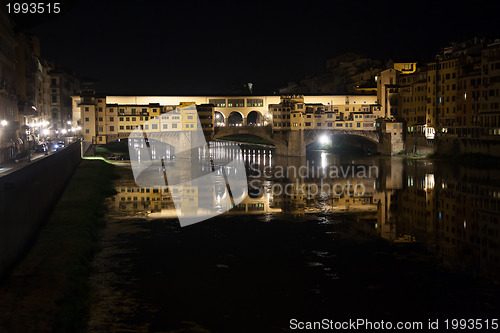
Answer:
[0,152,49,178]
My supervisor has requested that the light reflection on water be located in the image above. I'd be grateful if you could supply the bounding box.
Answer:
[112,142,500,281]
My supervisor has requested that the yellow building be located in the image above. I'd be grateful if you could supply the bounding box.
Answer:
[73,94,382,144]
[426,57,460,129]
[272,95,379,132]
[480,41,500,134]
[393,62,417,74]
[399,68,428,128]
[179,102,198,131]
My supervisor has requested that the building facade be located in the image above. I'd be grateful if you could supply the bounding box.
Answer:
[480,41,500,133]
[0,6,19,163]
[47,62,81,130]
[376,39,500,141]
[15,33,52,145]
[72,94,383,145]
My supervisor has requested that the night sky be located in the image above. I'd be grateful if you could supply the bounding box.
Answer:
[11,0,500,95]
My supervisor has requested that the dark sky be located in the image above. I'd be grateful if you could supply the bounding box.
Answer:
[11,0,500,95]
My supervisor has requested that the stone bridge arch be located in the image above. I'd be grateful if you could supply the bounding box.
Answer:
[211,127,397,157]
[213,126,286,147]
[246,110,264,126]
[227,111,244,126]
[214,111,225,127]
[303,129,380,147]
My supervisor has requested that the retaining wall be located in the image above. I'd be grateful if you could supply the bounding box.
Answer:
[0,141,82,280]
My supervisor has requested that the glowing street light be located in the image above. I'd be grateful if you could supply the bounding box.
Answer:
[319,135,330,145]
[1,120,7,127]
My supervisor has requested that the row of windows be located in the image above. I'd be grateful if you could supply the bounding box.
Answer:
[119,187,159,193]
[288,113,369,119]
[107,123,197,131]
[117,123,177,131]
[280,122,367,128]
[274,107,366,113]
[208,98,264,107]
[119,116,150,121]
[89,107,164,114]
[118,108,156,113]
[428,60,458,71]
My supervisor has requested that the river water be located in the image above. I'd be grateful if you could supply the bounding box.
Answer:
[88,143,500,332]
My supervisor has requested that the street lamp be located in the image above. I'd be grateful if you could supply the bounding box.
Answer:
[1,120,7,127]
[319,135,330,145]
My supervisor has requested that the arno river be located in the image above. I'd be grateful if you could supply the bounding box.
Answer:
[88,142,500,332]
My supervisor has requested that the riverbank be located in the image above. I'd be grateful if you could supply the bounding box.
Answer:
[0,159,118,333]
[426,152,500,168]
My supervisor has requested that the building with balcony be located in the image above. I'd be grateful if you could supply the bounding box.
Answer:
[72,94,384,146]
[0,6,19,163]
[399,68,428,129]
[479,40,500,134]
[271,95,379,132]
[15,33,52,144]
[47,62,81,130]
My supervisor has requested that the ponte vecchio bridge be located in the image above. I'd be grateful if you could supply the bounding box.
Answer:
[74,95,404,156]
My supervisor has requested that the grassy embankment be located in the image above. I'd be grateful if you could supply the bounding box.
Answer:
[94,140,130,159]
[0,159,118,333]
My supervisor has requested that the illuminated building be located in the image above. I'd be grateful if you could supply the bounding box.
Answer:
[376,68,399,119]
[456,56,481,132]
[47,62,81,129]
[196,104,215,135]
[399,67,428,128]
[479,40,500,134]
[15,33,52,141]
[72,94,381,145]
[0,6,19,162]
[271,95,379,132]
[426,57,460,129]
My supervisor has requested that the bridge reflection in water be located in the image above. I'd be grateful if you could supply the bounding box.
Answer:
[112,142,500,282]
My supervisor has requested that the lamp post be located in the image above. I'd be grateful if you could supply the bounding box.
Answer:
[26,128,31,162]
